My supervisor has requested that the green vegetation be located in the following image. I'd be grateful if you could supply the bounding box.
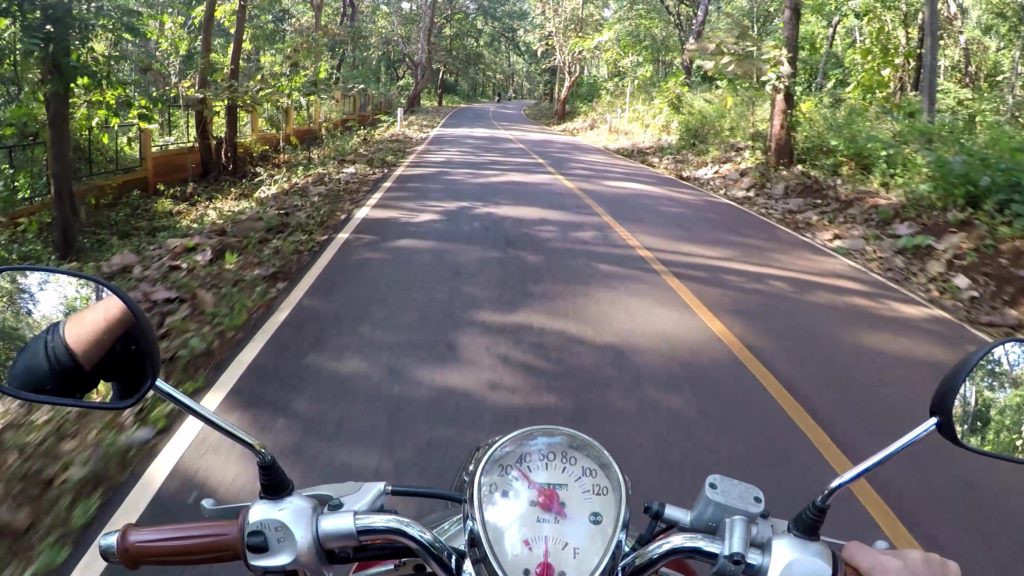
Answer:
[529,0,1024,238]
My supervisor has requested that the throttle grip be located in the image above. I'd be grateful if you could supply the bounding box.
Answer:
[104,515,246,570]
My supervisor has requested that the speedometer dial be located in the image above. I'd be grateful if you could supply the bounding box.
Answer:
[469,427,627,576]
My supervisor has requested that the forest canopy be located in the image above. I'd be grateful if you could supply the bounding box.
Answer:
[1,0,1022,257]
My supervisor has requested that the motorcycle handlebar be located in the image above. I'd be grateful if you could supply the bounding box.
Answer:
[99,516,246,570]
[619,532,764,576]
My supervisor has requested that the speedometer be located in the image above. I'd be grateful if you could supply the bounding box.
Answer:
[467,427,627,576]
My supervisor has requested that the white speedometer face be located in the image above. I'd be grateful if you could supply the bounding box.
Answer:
[473,427,626,576]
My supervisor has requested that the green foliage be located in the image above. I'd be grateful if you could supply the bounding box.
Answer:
[896,234,937,251]
[797,93,1024,231]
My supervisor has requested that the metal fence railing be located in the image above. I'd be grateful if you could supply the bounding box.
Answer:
[0,141,50,208]
[156,104,193,150]
[76,123,142,180]
[3,93,395,214]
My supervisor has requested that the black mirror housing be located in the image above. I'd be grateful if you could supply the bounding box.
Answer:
[0,265,161,410]
[930,337,1024,465]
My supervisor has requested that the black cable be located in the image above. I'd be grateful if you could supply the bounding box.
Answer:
[326,544,417,564]
[651,524,674,540]
[388,485,466,504]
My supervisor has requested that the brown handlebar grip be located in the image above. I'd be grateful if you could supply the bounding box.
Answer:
[116,515,246,570]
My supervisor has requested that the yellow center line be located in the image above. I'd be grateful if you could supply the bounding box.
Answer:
[490,111,920,550]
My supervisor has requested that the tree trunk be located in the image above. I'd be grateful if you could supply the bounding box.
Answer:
[311,0,324,32]
[949,0,971,86]
[333,0,359,80]
[41,0,77,258]
[554,71,580,122]
[912,11,924,92]
[921,0,939,121]
[681,0,711,80]
[223,0,248,175]
[404,0,440,111]
[768,0,801,167]
[195,0,216,177]
[437,67,446,106]
[1010,36,1023,107]
[814,12,842,91]
[552,65,560,104]
[894,1,912,100]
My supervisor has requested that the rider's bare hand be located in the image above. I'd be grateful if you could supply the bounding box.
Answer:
[842,541,961,576]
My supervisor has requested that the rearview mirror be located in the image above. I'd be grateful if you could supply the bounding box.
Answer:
[931,338,1024,464]
[0,266,160,409]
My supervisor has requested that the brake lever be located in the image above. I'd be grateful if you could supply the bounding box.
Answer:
[200,481,387,520]
[200,498,249,520]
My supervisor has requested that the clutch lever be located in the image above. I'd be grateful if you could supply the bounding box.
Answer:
[200,481,388,520]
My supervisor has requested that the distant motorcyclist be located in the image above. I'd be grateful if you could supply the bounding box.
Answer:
[6,296,150,401]
[495,92,502,103]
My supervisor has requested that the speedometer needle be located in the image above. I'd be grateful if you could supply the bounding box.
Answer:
[516,466,567,518]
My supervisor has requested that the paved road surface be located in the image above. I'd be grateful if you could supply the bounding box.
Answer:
[74,102,1020,575]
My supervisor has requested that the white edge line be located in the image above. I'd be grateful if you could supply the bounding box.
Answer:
[71,107,460,576]
[516,105,991,343]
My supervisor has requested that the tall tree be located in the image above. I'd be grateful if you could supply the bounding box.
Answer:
[947,0,972,86]
[657,0,710,80]
[40,0,77,258]
[533,0,599,121]
[333,0,359,81]
[921,0,939,121]
[768,0,801,167]
[682,0,711,79]
[194,0,217,177]
[814,12,842,91]
[222,0,248,175]
[401,0,441,110]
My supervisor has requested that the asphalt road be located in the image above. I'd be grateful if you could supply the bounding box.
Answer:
[77,102,1019,575]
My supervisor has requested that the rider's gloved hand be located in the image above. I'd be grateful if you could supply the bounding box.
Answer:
[842,541,961,576]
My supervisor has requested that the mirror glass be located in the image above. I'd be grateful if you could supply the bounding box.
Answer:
[0,269,154,407]
[954,340,1024,462]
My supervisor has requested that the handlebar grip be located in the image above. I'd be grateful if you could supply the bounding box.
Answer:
[844,566,863,576]
[113,516,246,570]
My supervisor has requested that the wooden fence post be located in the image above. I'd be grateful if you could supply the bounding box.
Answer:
[250,109,260,136]
[285,106,295,134]
[141,128,155,194]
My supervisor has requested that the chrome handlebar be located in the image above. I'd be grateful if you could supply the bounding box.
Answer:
[620,532,764,576]
[353,514,462,576]
[335,516,764,576]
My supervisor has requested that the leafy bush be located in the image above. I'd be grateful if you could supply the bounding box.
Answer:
[796,94,1024,234]
[656,80,766,153]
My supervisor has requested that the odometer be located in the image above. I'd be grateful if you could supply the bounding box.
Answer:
[470,427,627,576]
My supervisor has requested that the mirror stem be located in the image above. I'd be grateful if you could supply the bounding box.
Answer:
[155,379,268,458]
[790,416,938,541]
[819,416,938,507]
[154,379,294,499]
